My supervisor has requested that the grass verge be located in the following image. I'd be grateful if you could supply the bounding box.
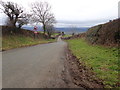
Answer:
[2,35,56,51]
[66,38,119,88]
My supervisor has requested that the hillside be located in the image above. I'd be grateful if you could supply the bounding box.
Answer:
[85,18,120,46]
[2,26,45,37]
[62,18,120,47]
[1,26,56,51]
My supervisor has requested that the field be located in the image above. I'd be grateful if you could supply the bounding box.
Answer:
[67,38,119,88]
[2,34,55,51]
[62,34,72,38]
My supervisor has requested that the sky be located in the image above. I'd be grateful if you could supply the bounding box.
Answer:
[0,0,119,27]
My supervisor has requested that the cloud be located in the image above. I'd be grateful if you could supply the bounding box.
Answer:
[0,0,119,27]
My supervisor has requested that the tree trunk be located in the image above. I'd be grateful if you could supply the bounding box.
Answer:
[48,34,51,38]
[43,23,46,34]
[12,16,19,33]
[13,15,18,27]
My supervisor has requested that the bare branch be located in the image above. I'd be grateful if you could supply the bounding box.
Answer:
[17,13,32,28]
[0,0,24,27]
[31,1,56,34]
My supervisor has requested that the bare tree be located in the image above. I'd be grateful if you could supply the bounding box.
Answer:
[17,14,32,29]
[46,24,55,38]
[31,1,56,34]
[0,1,24,27]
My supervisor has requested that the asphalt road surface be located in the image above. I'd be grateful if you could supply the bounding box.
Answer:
[2,36,79,88]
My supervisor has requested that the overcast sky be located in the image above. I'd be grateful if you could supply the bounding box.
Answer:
[0,0,119,27]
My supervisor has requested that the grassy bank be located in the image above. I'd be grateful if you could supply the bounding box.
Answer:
[67,38,119,88]
[2,34,56,51]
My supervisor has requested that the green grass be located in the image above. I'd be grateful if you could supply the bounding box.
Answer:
[67,38,119,88]
[2,35,55,50]
[38,32,60,37]
[51,33,60,37]
[62,34,72,38]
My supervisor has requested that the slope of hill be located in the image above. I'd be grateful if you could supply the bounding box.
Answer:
[1,26,56,51]
[86,18,120,46]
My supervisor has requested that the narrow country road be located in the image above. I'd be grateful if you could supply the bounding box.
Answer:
[2,36,80,88]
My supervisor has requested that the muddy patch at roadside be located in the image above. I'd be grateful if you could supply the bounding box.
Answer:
[65,49,104,89]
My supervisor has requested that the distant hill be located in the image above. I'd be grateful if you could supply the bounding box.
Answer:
[55,27,89,34]
[22,26,89,34]
[22,26,42,31]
